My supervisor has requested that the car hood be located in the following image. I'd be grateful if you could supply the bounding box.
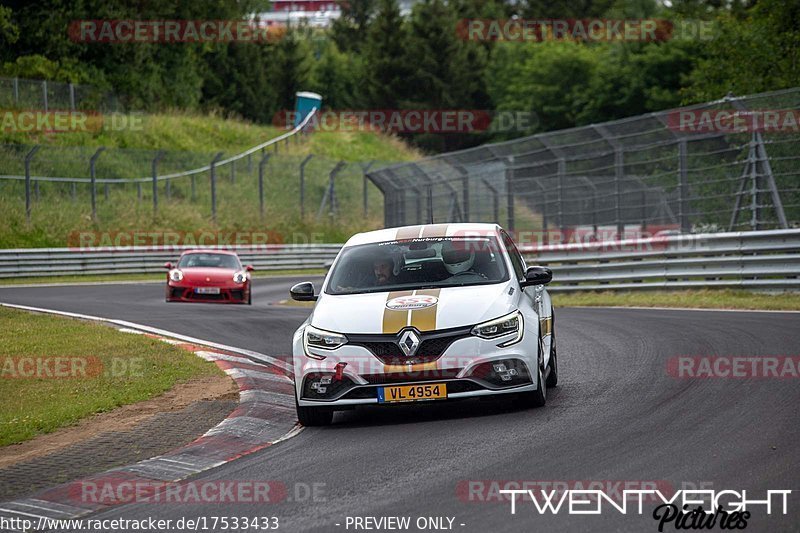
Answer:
[179,267,236,284]
[310,282,519,334]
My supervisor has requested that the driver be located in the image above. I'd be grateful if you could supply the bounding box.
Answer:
[372,256,397,286]
[441,240,487,281]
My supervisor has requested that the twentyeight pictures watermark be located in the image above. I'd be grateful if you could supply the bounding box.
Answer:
[274,110,537,134]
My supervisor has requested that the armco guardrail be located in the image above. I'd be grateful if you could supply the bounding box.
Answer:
[1,229,798,288]
[521,228,800,291]
[0,244,342,278]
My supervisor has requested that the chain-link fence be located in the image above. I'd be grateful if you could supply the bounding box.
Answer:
[0,77,122,111]
[368,88,800,240]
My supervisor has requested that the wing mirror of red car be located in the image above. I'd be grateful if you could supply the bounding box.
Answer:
[245,265,254,272]
[164,262,173,270]
[521,266,553,286]
[290,281,317,302]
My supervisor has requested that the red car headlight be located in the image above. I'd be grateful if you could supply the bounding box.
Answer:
[169,269,184,282]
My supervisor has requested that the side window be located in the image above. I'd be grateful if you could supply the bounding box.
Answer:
[501,232,525,281]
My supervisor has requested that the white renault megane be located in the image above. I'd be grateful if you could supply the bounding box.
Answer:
[289,223,558,426]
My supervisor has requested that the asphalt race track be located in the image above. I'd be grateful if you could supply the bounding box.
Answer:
[1,278,799,532]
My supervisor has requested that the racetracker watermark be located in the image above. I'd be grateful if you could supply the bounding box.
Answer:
[667,109,800,134]
[67,230,325,251]
[457,18,715,42]
[0,356,144,379]
[1,110,144,134]
[66,479,326,504]
[69,20,284,43]
[273,110,537,134]
[667,356,800,379]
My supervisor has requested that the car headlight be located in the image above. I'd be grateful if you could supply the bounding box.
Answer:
[169,269,183,282]
[471,310,523,347]
[233,271,247,284]
[303,325,348,359]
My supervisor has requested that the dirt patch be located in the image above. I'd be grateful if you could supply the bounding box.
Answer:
[0,373,238,469]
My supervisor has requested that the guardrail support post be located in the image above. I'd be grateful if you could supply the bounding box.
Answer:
[90,147,105,222]
[230,159,236,184]
[299,154,313,219]
[13,77,19,105]
[259,153,270,222]
[151,150,164,218]
[24,145,41,224]
[191,175,196,201]
[210,152,223,222]
[71,181,77,202]
[137,182,142,202]
[557,158,565,239]
[69,83,76,111]
[42,80,48,112]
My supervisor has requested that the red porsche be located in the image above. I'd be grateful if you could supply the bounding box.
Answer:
[164,250,253,304]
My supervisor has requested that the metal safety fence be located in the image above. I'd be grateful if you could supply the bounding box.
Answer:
[367,88,800,239]
[0,76,121,112]
[1,230,797,293]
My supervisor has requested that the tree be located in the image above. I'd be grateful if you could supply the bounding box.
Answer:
[331,0,376,53]
[362,0,410,108]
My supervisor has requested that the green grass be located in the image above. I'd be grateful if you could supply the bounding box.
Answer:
[0,269,327,286]
[0,306,223,446]
[0,111,421,248]
[552,289,800,311]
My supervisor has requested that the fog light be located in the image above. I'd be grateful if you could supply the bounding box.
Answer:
[493,363,507,372]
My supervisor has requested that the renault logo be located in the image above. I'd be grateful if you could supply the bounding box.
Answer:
[398,330,420,357]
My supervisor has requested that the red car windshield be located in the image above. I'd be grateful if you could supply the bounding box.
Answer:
[178,253,240,270]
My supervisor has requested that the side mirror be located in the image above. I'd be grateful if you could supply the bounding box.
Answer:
[521,266,552,286]
[164,262,173,270]
[290,281,317,302]
[245,265,255,272]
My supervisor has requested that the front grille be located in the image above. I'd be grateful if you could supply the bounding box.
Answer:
[361,368,463,384]
[349,326,472,365]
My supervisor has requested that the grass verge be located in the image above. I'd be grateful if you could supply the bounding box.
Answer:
[0,306,223,447]
[551,289,800,311]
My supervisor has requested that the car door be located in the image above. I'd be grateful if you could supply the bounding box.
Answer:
[501,230,552,364]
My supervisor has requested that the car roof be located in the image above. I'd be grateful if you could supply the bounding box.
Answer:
[179,249,239,256]
[343,223,504,247]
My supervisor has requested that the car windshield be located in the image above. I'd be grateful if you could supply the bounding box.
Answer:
[325,237,509,295]
[178,253,240,270]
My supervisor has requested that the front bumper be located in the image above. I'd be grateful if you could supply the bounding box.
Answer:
[293,328,540,408]
[166,282,250,304]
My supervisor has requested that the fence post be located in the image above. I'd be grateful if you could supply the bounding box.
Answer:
[191,175,196,201]
[137,182,142,202]
[259,153,270,222]
[71,181,77,202]
[230,159,235,183]
[299,154,313,219]
[24,145,41,224]
[151,150,164,217]
[361,160,375,217]
[557,158,565,237]
[614,148,624,238]
[69,83,76,111]
[42,80,48,112]
[210,152,223,222]
[678,141,689,233]
[13,77,19,106]
[505,156,515,232]
[89,147,105,221]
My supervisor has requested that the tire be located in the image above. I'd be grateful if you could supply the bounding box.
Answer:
[247,291,252,305]
[546,308,558,388]
[512,346,546,409]
[295,397,333,426]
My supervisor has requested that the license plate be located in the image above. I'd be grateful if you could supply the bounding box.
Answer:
[378,383,447,403]
[195,287,220,294]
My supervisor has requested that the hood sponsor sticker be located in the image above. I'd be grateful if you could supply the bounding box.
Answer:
[386,295,439,310]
